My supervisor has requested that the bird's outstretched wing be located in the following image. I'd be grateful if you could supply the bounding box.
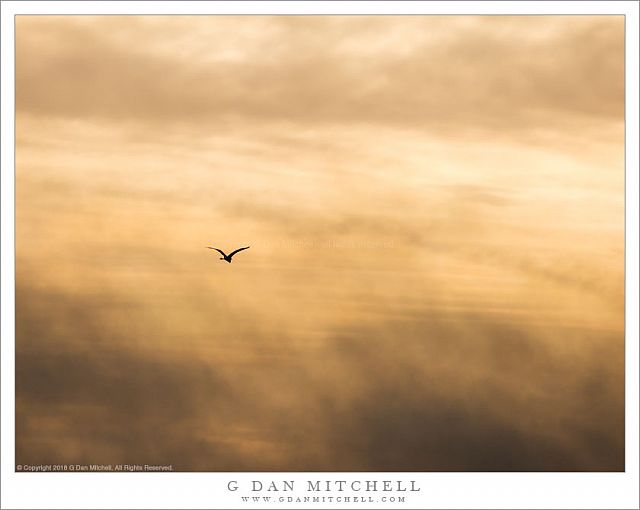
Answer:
[228,246,250,258]
[207,247,227,257]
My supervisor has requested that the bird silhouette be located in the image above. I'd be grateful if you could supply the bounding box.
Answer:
[207,246,250,263]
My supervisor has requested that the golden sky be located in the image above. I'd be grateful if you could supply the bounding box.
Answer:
[16,15,624,471]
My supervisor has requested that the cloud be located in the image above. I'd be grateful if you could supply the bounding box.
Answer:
[320,314,624,471]
[16,277,624,471]
[16,16,624,135]
[14,15,625,472]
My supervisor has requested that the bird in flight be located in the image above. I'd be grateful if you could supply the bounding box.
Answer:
[207,246,250,263]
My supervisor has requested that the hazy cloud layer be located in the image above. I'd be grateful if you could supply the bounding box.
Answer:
[16,16,623,135]
[17,281,623,471]
[15,16,624,471]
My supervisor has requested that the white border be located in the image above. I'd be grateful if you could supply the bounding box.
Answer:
[1,2,638,509]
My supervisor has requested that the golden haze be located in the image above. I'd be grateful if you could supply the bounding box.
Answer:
[16,16,624,470]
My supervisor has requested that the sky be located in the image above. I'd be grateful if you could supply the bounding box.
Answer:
[15,15,624,471]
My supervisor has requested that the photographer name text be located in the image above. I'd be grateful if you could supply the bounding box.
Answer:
[227,480,420,492]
